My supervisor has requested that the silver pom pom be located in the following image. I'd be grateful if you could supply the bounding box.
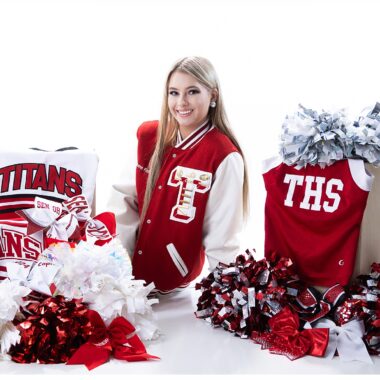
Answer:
[346,103,380,166]
[280,104,351,168]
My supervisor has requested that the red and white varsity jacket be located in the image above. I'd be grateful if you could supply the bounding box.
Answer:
[262,157,373,286]
[109,120,244,292]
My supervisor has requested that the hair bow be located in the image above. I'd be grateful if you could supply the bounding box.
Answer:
[251,307,329,360]
[291,284,346,323]
[312,318,372,363]
[67,309,159,370]
[17,195,115,245]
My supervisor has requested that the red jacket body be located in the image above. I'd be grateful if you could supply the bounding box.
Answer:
[132,121,238,292]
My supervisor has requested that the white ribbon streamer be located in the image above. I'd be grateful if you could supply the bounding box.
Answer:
[26,260,61,295]
[0,279,31,359]
[0,323,21,356]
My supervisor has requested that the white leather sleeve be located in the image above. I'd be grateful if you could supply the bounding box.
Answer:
[107,171,140,259]
[202,152,244,270]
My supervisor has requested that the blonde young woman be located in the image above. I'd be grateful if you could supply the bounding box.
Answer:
[109,56,249,293]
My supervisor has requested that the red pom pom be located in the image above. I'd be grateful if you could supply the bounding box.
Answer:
[10,295,93,364]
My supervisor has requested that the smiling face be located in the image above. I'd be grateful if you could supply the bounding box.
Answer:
[168,71,216,135]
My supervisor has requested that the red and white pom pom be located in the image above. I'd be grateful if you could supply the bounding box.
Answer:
[41,239,159,341]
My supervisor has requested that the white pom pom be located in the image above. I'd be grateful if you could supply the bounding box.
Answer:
[0,279,31,357]
[45,238,160,340]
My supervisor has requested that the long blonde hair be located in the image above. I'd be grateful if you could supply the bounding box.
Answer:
[141,56,249,221]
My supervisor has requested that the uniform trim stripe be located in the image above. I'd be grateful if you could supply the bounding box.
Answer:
[0,194,66,215]
[175,119,209,147]
[262,156,283,174]
[0,265,8,281]
[0,219,28,226]
[151,282,189,295]
[181,124,212,150]
[0,207,34,215]
[166,243,188,277]
[0,257,37,263]
[348,159,374,192]
[0,194,38,200]
[0,201,35,208]
[189,125,214,150]
[0,194,66,202]
[175,120,211,150]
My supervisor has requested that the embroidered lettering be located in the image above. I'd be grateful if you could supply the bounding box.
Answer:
[0,228,42,260]
[283,174,343,213]
[167,166,212,223]
[284,174,304,207]
[0,164,83,196]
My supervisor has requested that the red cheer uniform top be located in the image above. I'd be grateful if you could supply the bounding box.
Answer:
[262,157,373,286]
[131,120,241,292]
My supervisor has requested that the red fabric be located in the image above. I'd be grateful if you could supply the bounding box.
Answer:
[132,121,239,292]
[67,310,159,370]
[93,212,116,236]
[263,160,370,286]
[91,211,116,246]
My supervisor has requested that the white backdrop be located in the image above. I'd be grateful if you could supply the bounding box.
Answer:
[1,0,379,257]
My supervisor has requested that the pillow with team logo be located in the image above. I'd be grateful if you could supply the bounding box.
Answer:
[0,147,98,219]
[0,147,98,282]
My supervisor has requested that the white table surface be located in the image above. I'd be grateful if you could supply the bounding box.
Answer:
[1,284,380,376]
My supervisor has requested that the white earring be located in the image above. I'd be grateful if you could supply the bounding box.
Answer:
[210,100,216,108]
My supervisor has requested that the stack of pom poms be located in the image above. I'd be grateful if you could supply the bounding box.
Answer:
[195,249,380,361]
[347,263,380,355]
[0,196,160,368]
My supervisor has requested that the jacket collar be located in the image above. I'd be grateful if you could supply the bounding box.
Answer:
[175,120,213,150]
